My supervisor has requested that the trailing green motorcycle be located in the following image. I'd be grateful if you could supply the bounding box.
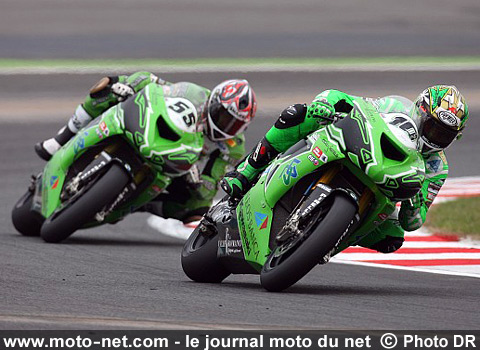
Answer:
[182,98,425,292]
[12,83,203,243]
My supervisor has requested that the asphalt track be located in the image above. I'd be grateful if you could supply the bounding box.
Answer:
[1,0,480,331]
[2,0,480,59]
[1,71,479,330]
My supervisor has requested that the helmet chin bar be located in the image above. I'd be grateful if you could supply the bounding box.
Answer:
[206,118,233,141]
[419,136,443,154]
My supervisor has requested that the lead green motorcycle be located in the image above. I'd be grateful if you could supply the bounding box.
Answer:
[182,98,425,292]
[12,83,203,243]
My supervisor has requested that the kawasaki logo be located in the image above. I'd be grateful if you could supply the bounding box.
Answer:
[281,158,301,186]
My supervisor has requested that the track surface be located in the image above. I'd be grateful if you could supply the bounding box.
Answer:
[1,72,480,329]
[2,0,480,59]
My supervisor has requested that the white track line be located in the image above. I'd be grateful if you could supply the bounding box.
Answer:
[332,260,480,279]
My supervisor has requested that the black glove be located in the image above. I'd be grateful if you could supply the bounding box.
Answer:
[371,236,404,253]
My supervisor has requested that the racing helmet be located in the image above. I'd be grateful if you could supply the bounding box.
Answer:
[204,79,257,141]
[413,85,469,154]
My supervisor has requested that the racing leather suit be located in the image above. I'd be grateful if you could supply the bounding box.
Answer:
[231,89,447,252]
[68,71,246,222]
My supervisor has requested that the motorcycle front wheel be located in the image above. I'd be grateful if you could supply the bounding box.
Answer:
[260,192,357,292]
[40,163,130,243]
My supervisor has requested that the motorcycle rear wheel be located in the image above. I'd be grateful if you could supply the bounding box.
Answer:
[12,189,45,236]
[181,222,230,283]
[40,163,130,243]
[260,192,356,292]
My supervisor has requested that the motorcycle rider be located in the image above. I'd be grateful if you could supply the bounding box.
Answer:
[35,72,257,223]
[221,85,468,253]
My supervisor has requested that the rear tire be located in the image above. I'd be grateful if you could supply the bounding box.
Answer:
[40,164,130,243]
[181,223,230,283]
[260,193,356,292]
[12,189,44,236]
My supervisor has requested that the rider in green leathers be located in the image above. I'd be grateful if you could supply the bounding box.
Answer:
[35,72,257,223]
[222,85,469,253]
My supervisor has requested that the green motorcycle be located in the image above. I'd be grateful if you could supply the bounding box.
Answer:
[12,83,203,243]
[182,98,425,292]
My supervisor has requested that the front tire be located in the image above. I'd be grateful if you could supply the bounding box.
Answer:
[12,189,45,236]
[40,163,130,243]
[260,193,356,292]
[181,223,230,283]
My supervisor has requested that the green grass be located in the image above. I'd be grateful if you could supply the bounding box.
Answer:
[425,197,480,238]
[1,56,480,69]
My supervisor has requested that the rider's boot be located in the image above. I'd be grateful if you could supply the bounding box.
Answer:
[35,105,93,161]
[34,76,132,161]
[221,137,279,199]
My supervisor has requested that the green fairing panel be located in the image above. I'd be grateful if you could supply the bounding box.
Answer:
[118,83,204,176]
[236,190,273,270]
[236,99,424,267]
[41,83,204,221]
[333,99,425,200]
[162,82,210,117]
[41,107,125,217]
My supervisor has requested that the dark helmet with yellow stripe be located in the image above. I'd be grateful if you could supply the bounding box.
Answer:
[414,85,468,154]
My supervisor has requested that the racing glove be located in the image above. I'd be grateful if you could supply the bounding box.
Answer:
[221,137,279,199]
[306,98,336,125]
[370,236,404,253]
[111,82,135,101]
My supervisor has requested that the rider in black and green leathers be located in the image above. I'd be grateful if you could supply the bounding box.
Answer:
[35,72,257,223]
[222,86,469,253]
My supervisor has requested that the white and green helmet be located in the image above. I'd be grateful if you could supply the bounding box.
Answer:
[413,85,469,154]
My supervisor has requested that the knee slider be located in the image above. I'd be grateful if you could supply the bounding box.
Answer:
[89,76,119,98]
[274,104,308,129]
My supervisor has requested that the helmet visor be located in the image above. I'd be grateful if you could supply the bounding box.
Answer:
[421,116,458,149]
[208,101,246,137]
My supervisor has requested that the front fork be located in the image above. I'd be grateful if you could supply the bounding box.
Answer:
[276,164,369,257]
[62,150,136,222]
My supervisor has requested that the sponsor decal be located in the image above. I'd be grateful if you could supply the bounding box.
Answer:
[425,182,442,205]
[252,142,266,162]
[79,160,106,181]
[254,212,269,230]
[218,239,243,249]
[218,230,242,255]
[428,182,442,194]
[312,146,328,163]
[426,159,441,173]
[308,154,319,166]
[316,183,332,192]
[243,194,260,259]
[301,194,327,217]
[281,158,301,186]
[438,110,459,127]
[378,213,388,221]
[73,136,85,154]
[152,185,162,193]
[50,176,59,190]
[308,132,320,143]
[99,121,110,136]
[96,128,104,139]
